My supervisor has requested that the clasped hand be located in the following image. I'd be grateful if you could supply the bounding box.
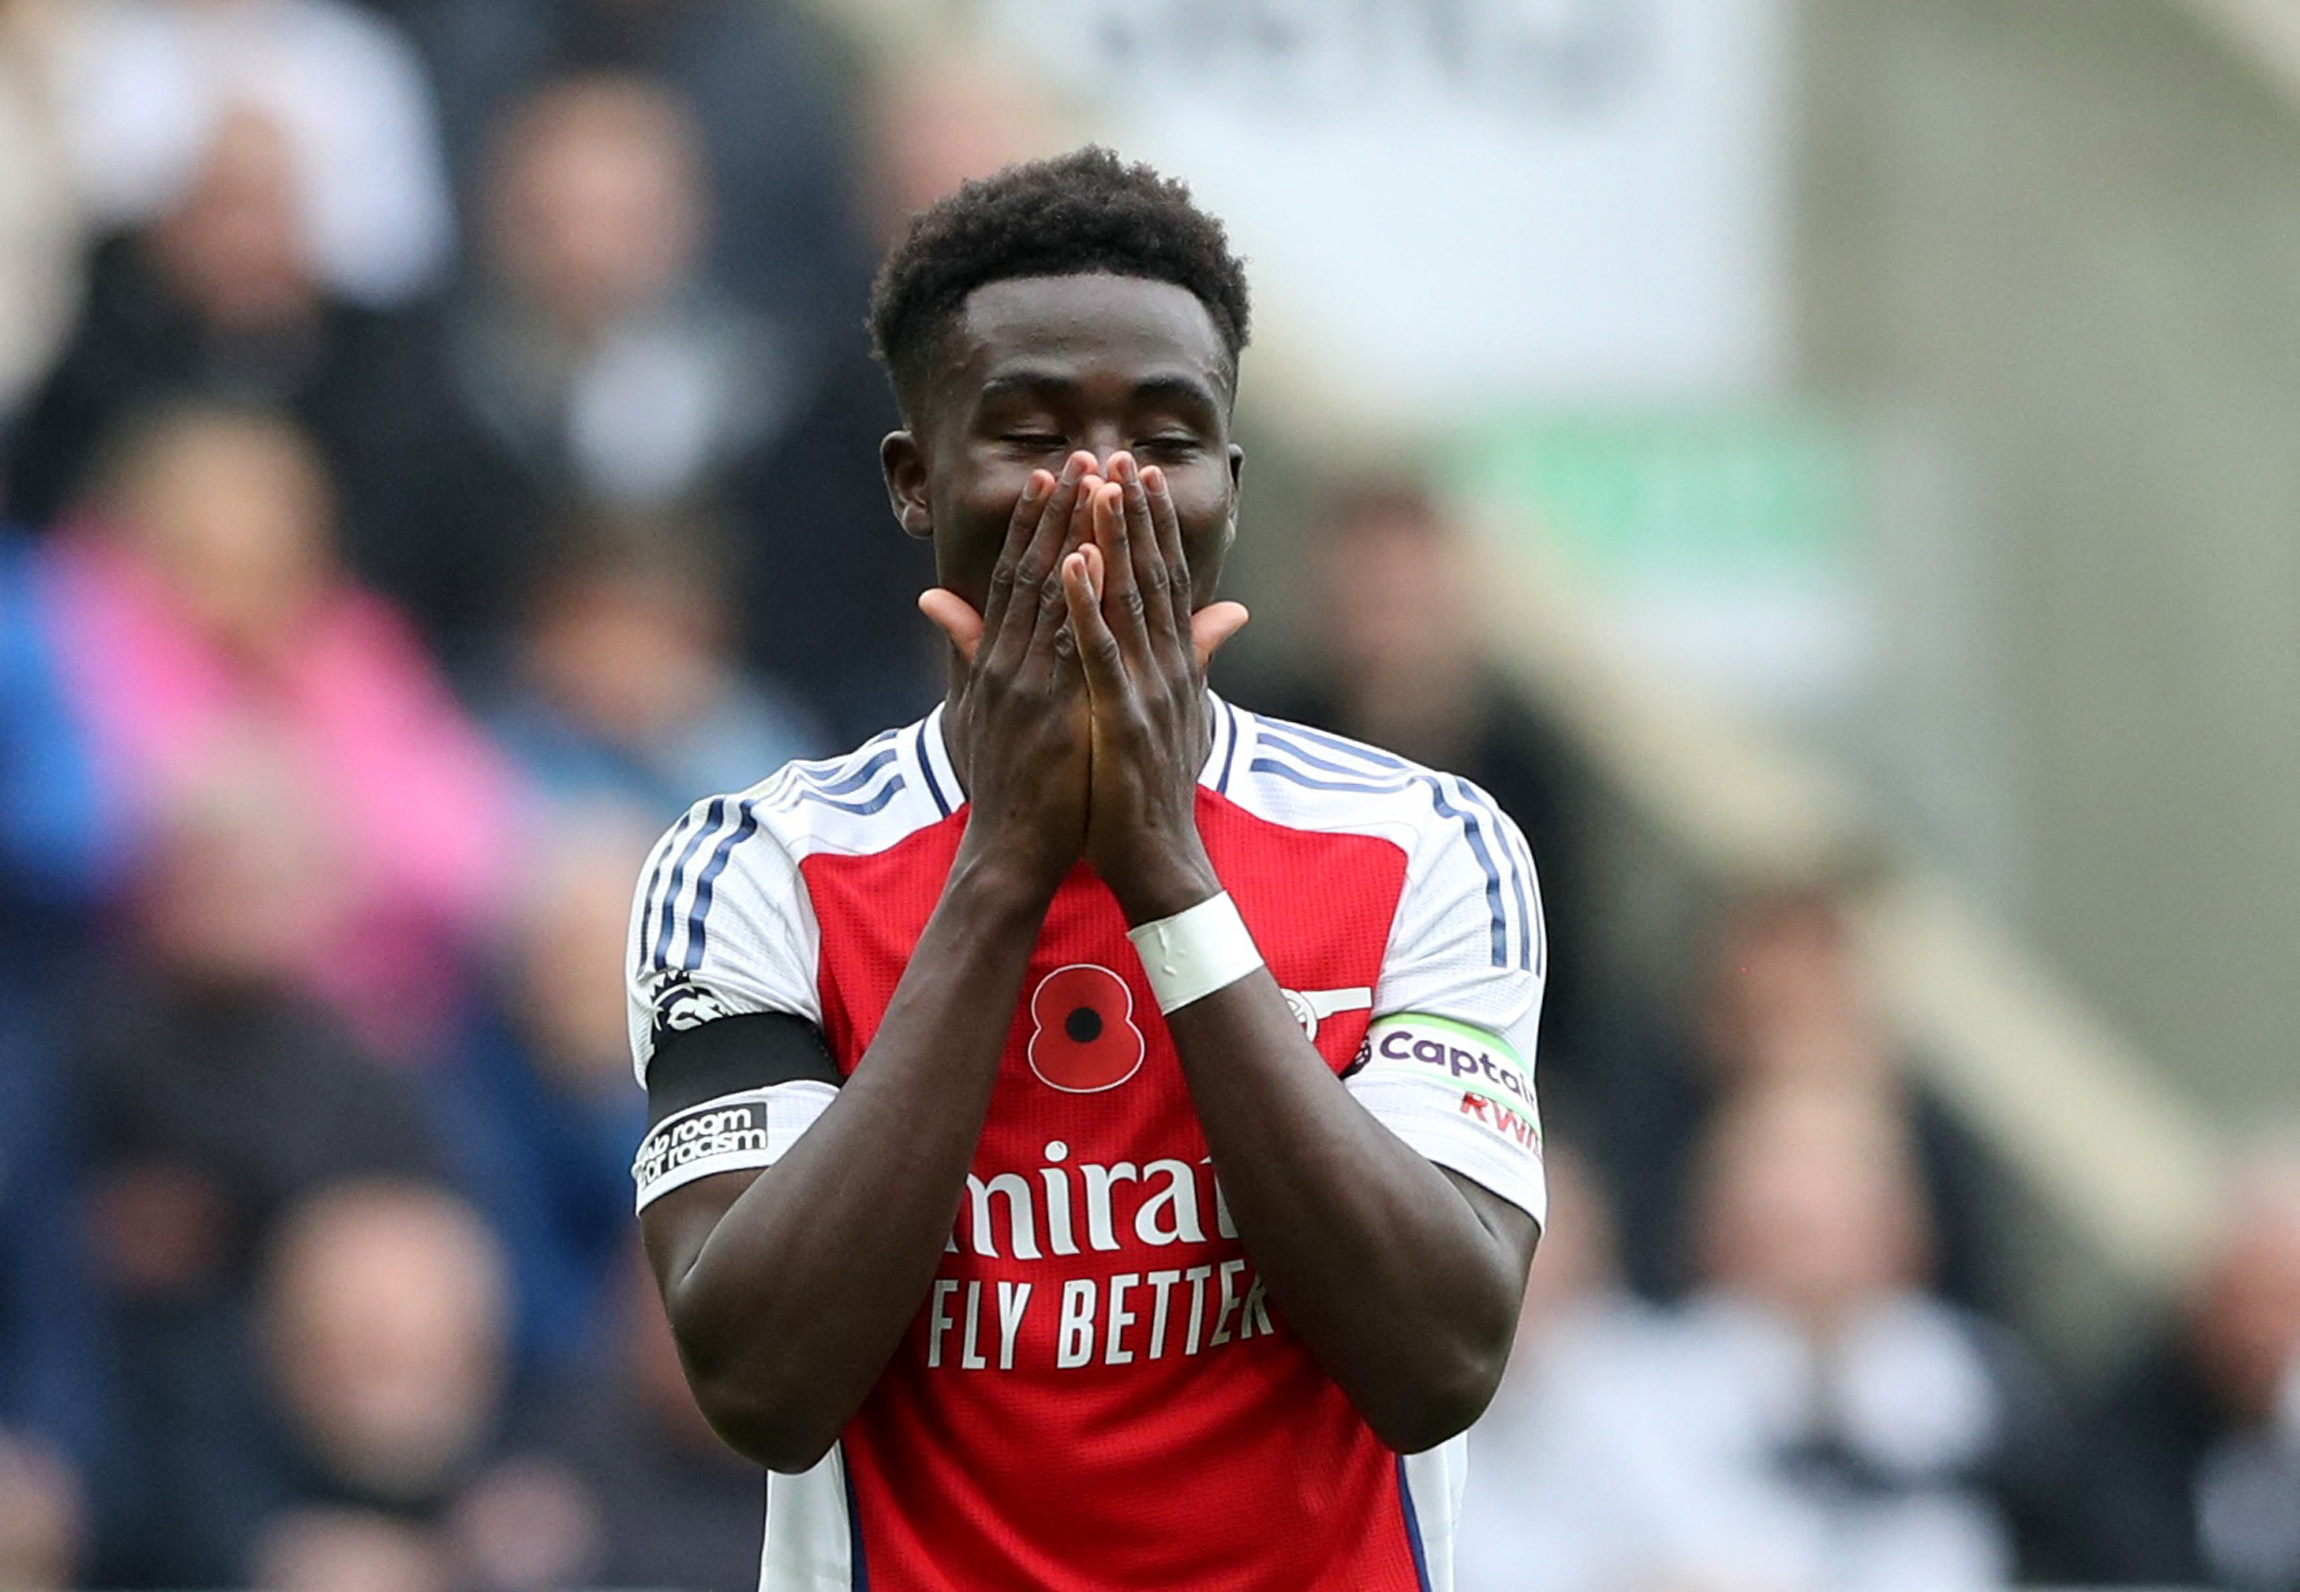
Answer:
[922,451,1249,922]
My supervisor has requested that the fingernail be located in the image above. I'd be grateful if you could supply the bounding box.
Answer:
[1022,471,1049,504]
[1141,465,1163,492]
[1061,454,1086,484]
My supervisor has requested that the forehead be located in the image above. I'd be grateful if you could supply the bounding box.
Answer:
[943,273,1232,402]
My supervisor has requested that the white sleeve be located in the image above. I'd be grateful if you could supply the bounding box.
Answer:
[1345,777,1548,1226]
[627,795,824,1085]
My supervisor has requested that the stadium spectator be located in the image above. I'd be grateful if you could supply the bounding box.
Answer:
[71,771,448,1588]
[434,809,656,1373]
[857,55,1051,241]
[1601,886,2009,1309]
[38,404,513,1057]
[3,107,409,530]
[0,1432,82,1592]
[0,1103,97,1592]
[245,1183,556,1592]
[479,1245,766,1592]
[81,769,447,1301]
[35,0,452,305]
[262,1183,510,1509]
[1457,1148,1692,1592]
[252,1507,451,1592]
[717,340,933,745]
[1661,1081,2081,1589]
[1459,1084,2077,1592]
[1255,478,1594,1082]
[0,531,119,1585]
[0,530,130,921]
[484,518,821,821]
[717,54,1059,742]
[0,1,87,419]
[2083,1153,2300,1588]
[349,74,801,676]
[396,0,871,341]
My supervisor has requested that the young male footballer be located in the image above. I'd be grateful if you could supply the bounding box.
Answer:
[630,148,1546,1591]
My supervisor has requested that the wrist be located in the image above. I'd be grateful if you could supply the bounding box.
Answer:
[945,841,1065,922]
[1127,891,1265,1014]
[1110,849,1221,927]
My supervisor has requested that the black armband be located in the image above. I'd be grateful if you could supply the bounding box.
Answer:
[645,1012,843,1126]
[634,1013,842,1210]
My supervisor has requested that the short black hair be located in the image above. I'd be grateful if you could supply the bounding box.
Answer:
[867,146,1251,418]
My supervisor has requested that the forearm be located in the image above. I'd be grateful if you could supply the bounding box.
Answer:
[1166,969,1528,1452]
[1062,455,1530,1445]
[645,850,1050,1470]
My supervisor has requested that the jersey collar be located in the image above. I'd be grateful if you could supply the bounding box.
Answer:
[920,692,1250,811]
[918,701,961,815]
[1200,690,1250,795]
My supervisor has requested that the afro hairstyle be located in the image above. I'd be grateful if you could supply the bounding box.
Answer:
[867,146,1251,419]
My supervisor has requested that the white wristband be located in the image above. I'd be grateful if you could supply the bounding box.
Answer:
[1127,891,1264,1014]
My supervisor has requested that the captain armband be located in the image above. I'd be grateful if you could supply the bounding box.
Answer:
[631,1081,836,1212]
[1345,1013,1546,1224]
[1349,1014,1538,1121]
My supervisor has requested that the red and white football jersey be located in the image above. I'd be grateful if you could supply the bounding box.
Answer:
[628,696,1547,1592]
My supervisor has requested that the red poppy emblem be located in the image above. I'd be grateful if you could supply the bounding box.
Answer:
[1026,964,1145,1093]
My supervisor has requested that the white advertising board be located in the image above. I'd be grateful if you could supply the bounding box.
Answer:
[980,0,1790,416]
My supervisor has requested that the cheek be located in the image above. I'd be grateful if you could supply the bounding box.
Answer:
[935,458,1039,590]
[1167,465,1236,590]
[957,468,1036,530]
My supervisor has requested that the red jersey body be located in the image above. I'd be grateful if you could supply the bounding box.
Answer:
[629,699,1548,1592]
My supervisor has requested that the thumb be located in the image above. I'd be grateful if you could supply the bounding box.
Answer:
[1190,601,1251,670]
[918,588,984,665]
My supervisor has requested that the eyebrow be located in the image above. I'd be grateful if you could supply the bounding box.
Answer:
[977,370,1226,417]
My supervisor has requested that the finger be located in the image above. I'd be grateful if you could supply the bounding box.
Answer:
[1017,470,1102,684]
[980,468,1055,638]
[991,452,1095,675]
[1140,463,1185,562]
[1189,600,1251,671]
[1139,464,1194,657]
[918,588,984,665]
[1091,474,1150,656]
[1108,452,1171,648]
[1072,540,1103,599]
[1061,543,1126,700]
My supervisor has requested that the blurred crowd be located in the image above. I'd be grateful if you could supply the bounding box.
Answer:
[1,4,2297,1591]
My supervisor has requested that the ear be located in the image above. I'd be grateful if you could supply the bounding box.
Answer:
[881,431,934,540]
[1224,443,1246,543]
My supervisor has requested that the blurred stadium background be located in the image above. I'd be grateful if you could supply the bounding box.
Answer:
[3,1,2298,1588]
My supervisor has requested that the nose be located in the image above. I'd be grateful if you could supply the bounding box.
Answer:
[1080,427,1130,471]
